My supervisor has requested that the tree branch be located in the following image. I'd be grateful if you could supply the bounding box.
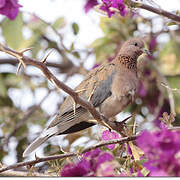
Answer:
[0,135,137,173]
[0,168,52,177]
[128,0,180,23]
[0,58,74,73]
[0,43,127,138]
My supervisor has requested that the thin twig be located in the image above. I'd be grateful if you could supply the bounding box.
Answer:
[0,135,137,173]
[0,168,52,177]
[128,1,180,23]
[161,82,180,94]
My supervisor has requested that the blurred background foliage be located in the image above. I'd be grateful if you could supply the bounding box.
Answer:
[0,0,180,174]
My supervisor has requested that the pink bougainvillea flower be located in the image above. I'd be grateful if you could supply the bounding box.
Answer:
[84,0,128,18]
[61,159,91,177]
[0,0,22,20]
[84,0,98,13]
[111,0,128,16]
[100,0,114,17]
[95,152,114,169]
[100,0,127,17]
[102,130,120,150]
[83,148,101,158]
[61,150,115,177]
[137,127,180,176]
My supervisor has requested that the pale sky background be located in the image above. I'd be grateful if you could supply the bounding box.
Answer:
[1,0,180,165]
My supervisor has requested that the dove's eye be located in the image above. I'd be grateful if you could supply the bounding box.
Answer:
[134,42,138,46]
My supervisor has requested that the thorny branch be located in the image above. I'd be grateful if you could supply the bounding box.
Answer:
[0,43,128,135]
[0,135,137,173]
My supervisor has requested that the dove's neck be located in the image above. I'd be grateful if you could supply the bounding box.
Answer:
[116,54,137,70]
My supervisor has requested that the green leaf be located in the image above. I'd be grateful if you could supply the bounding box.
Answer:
[20,33,40,49]
[1,13,24,50]
[167,21,177,26]
[89,37,107,48]
[52,17,65,29]
[27,19,47,35]
[72,22,79,35]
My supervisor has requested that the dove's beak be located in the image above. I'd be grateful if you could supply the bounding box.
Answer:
[142,48,151,56]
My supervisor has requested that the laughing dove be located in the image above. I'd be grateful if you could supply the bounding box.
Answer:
[23,37,149,157]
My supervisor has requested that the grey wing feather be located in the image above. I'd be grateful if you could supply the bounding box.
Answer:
[48,70,116,129]
[23,135,49,157]
[91,70,116,107]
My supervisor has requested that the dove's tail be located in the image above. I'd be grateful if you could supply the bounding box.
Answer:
[23,126,57,157]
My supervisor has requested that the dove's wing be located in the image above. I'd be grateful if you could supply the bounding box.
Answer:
[46,62,116,133]
[23,62,116,157]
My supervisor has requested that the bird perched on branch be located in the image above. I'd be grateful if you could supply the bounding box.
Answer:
[23,37,150,157]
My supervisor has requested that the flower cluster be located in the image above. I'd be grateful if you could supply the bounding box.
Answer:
[60,130,122,177]
[84,0,128,17]
[102,130,120,150]
[60,148,117,176]
[0,0,22,20]
[137,126,180,176]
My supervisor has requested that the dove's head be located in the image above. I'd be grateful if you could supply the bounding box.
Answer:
[119,38,150,58]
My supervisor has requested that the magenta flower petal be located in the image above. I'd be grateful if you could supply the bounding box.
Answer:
[0,0,22,20]
[111,0,128,16]
[83,148,101,158]
[137,127,180,176]
[61,159,91,177]
[10,0,20,7]
[0,0,5,8]
[100,4,114,17]
[84,0,98,13]
[92,63,100,69]
[102,130,120,150]
[94,152,114,170]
